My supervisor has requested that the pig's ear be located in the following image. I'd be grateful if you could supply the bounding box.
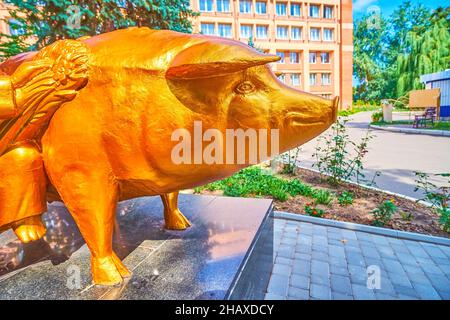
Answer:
[166,40,280,80]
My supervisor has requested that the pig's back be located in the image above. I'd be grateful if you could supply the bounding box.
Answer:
[81,27,205,74]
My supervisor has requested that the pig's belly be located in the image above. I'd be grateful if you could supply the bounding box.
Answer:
[116,164,245,200]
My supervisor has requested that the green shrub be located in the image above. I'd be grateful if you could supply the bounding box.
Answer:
[338,191,354,206]
[371,200,397,226]
[313,189,334,206]
[371,110,383,122]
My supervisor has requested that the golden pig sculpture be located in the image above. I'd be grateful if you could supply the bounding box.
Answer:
[0,27,338,285]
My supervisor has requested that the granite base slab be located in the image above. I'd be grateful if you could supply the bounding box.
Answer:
[0,194,273,300]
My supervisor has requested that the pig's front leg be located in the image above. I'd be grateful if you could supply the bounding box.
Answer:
[160,191,191,230]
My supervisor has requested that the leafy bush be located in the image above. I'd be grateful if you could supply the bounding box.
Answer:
[304,204,325,218]
[414,172,450,232]
[338,191,354,206]
[371,110,383,122]
[371,200,397,226]
[399,211,413,222]
[313,117,376,185]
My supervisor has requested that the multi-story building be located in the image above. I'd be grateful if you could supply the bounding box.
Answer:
[189,0,353,109]
[0,2,10,36]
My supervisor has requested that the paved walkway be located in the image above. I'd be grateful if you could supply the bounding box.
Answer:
[297,111,450,199]
[264,215,450,300]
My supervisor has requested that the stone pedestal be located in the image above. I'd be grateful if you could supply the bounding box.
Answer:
[0,194,273,300]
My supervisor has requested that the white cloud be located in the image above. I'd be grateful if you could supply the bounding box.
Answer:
[353,0,378,12]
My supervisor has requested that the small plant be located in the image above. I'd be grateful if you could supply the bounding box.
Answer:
[280,147,302,175]
[371,110,383,122]
[338,191,354,206]
[399,210,414,222]
[313,117,376,185]
[414,172,450,232]
[313,189,334,206]
[371,200,397,226]
[304,204,325,218]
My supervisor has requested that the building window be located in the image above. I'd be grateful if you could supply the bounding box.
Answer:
[310,28,320,41]
[309,52,317,63]
[321,52,330,63]
[291,73,300,86]
[199,0,213,12]
[290,3,301,16]
[323,28,334,41]
[217,0,231,12]
[324,6,333,18]
[218,23,232,38]
[276,2,287,15]
[278,73,286,83]
[291,26,302,40]
[240,25,253,38]
[255,1,267,14]
[240,0,252,13]
[201,23,215,35]
[290,52,299,64]
[322,73,331,85]
[276,26,288,39]
[309,4,320,17]
[276,51,285,63]
[256,25,268,39]
[310,73,317,86]
[322,94,332,99]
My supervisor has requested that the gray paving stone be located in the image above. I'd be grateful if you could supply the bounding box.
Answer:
[290,274,310,290]
[341,230,357,240]
[408,245,430,259]
[382,258,407,275]
[297,235,312,245]
[267,274,289,296]
[438,291,450,300]
[395,252,418,266]
[287,287,309,300]
[352,284,376,300]
[427,274,450,292]
[311,273,330,286]
[311,251,329,262]
[376,245,395,257]
[310,283,331,300]
[292,259,310,276]
[330,265,349,276]
[393,284,419,298]
[332,292,354,300]
[361,246,381,259]
[328,245,346,258]
[347,253,366,267]
[311,260,330,276]
[294,253,311,261]
[371,234,390,246]
[331,275,352,294]
[272,263,292,275]
[275,256,292,266]
[312,244,328,253]
[420,243,447,259]
[389,273,412,287]
[278,245,295,259]
[412,282,442,300]
[407,272,432,285]
[329,256,348,267]
[375,292,398,300]
[296,245,312,254]
[265,293,285,300]
[391,243,411,254]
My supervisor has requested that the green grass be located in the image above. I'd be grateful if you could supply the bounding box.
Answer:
[339,105,380,117]
[194,166,334,204]
[371,120,450,131]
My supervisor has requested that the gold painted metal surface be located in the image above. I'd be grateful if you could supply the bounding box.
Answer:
[0,27,337,285]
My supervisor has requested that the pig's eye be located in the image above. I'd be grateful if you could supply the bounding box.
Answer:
[235,81,256,95]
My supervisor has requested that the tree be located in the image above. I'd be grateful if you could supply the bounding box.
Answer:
[397,17,450,96]
[0,0,197,60]
[353,1,449,102]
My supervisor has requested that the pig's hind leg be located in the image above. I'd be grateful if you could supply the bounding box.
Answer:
[160,191,191,230]
[50,167,131,285]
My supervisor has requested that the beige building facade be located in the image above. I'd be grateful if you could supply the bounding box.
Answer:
[190,0,353,109]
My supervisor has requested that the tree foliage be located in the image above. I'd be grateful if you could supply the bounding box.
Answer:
[0,0,197,60]
[353,1,449,102]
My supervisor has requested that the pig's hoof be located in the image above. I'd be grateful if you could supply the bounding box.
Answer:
[165,209,191,230]
[92,256,124,286]
[12,216,47,243]
[112,252,132,278]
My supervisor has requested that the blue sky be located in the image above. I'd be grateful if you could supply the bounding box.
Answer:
[353,0,446,19]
